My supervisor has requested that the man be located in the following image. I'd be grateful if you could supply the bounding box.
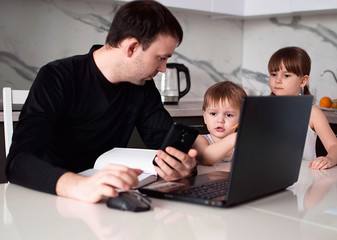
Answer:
[6,0,197,203]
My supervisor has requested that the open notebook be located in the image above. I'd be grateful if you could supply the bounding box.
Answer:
[80,148,158,188]
[139,96,313,207]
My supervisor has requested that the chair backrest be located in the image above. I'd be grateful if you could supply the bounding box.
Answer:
[2,87,29,156]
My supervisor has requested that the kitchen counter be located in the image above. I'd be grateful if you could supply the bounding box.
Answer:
[0,101,204,121]
[0,111,20,122]
[321,110,337,124]
[165,101,337,124]
[0,101,336,123]
[164,101,203,117]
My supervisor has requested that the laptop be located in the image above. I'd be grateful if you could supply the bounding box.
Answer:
[139,95,313,207]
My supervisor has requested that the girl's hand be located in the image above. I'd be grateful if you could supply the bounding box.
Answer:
[309,156,336,170]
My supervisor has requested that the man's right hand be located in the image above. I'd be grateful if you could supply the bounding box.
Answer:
[55,164,142,203]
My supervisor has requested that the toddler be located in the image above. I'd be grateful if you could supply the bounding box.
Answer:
[193,81,247,165]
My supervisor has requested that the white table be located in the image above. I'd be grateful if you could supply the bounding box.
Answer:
[1,161,337,240]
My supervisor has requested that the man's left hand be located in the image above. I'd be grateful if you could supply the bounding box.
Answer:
[153,147,198,181]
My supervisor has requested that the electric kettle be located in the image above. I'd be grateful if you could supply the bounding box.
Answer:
[153,63,191,104]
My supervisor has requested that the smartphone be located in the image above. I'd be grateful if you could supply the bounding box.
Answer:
[153,122,199,166]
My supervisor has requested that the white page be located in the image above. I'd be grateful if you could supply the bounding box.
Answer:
[94,148,157,174]
[325,207,337,216]
[79,168,98,177]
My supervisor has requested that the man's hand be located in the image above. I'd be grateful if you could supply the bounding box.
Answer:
[56,164,142,203]
[153,147,198,181]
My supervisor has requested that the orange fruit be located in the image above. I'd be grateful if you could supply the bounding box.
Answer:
[331,101,337,109]
[319,97,332,108]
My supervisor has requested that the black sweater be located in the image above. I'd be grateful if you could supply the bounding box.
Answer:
[6,45,173,194]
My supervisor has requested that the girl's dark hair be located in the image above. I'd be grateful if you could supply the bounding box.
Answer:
[106,0,183,50]
[268,46,311,95]
[202,81,247,111]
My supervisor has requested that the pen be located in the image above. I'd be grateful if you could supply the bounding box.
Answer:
[232,124,239,130]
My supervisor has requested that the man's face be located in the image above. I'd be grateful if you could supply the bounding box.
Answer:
[127,34,178,86]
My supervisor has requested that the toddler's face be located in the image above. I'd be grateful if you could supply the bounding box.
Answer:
[203,99,240,142]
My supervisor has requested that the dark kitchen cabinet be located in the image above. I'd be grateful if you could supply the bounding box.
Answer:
[127,116,207,148]
[0,117,207,183]
[0,124,6,183]
[1,118,335,183]
[316,123,337,156]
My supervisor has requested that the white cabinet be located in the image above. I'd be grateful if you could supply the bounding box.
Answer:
[157,0,337,17]
[211,0,244,16]
[98,0,337,17]
[119,0,246,16]
[157,0,244,16]
[292,0,337,12]
[158,0,246,16]
[243,0,337,17]
[157,0,212,13]
[114,0,213,14]
[244,0,292,16]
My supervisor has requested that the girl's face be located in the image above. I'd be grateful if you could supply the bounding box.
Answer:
[269,62,308,96]
[203,99,240,142]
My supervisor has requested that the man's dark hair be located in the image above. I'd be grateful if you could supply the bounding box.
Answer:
[106,0,183,50]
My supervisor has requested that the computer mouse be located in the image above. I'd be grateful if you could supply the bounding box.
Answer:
[106,191,151,212]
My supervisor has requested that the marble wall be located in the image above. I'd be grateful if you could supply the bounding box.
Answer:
[0,0,336,105]
[0,0,243,103]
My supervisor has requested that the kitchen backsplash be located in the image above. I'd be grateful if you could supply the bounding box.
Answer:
[1,0,336,105]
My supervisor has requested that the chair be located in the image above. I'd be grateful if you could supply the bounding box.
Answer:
[2,87,29,156]
[2,87,29,225]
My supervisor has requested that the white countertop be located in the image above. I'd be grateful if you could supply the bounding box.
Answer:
[0,101,204,122]
[2,161,337,240]
[163,101,203,117]
[322,110,337,124]
[167,101,337,124]
[1,101,336,123]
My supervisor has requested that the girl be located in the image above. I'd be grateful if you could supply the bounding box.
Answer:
[268,46,337,170]
[193,81,247,166]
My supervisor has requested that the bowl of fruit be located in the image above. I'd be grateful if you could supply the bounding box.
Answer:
[319,97,337,111]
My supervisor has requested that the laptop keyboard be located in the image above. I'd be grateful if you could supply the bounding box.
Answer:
[174,179,228,200]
